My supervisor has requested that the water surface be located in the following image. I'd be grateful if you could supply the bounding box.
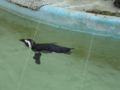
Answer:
[0,9,120,90]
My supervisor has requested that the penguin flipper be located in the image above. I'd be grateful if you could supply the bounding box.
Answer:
[33,52,41,64]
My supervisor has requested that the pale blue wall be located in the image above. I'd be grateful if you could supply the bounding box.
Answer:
[0,0,120,38]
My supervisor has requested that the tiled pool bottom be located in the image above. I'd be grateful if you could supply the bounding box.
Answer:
[0,12,120,90]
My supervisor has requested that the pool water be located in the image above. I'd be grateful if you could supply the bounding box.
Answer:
[0,9,120,90]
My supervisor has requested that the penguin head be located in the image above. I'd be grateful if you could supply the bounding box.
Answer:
[20,39,35,48]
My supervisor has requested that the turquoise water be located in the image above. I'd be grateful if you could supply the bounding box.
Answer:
[0,9,120,90]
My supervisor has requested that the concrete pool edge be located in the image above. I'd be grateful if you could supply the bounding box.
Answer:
[0,0,120,38]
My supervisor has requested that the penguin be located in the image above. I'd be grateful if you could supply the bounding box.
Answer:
[20,39,74,64]
[114,0,120,8]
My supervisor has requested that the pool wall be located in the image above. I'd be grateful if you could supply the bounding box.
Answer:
[0,0,120,38]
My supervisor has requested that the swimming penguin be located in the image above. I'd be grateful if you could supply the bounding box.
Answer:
[20,39,74,64]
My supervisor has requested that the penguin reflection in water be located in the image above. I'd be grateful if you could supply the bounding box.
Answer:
[20,39,74,64]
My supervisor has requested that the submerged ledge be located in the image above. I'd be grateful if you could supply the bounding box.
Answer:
[0,0,120,38]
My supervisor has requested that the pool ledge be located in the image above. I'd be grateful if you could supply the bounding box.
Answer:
[0,0,120,38]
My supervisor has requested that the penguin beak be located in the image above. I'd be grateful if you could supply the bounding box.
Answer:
[20,39,25,42]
